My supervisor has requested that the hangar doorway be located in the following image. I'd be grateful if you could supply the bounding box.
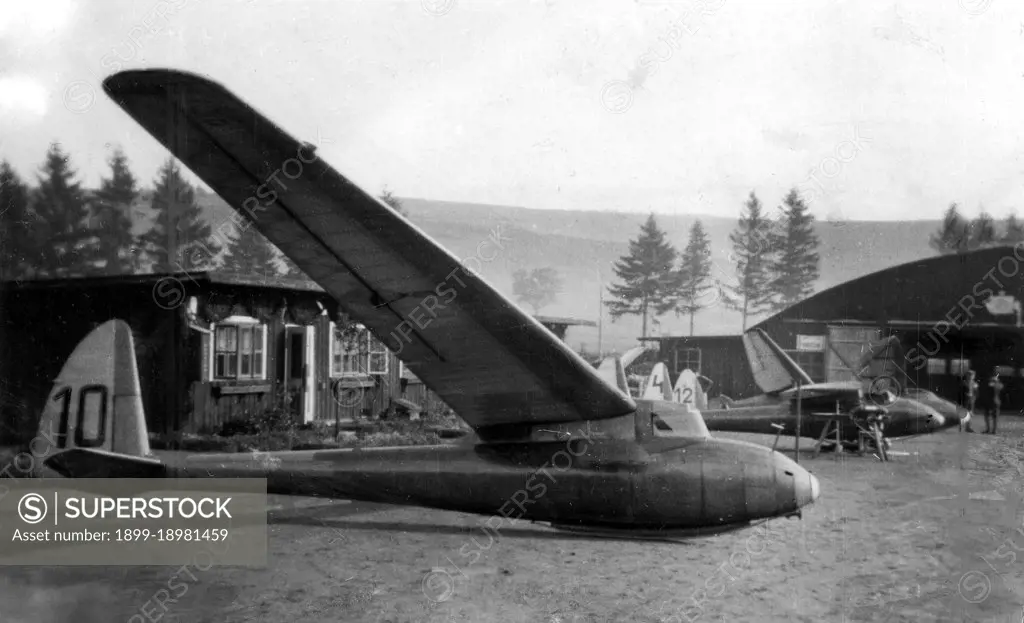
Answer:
[901,327,1023,412]
[845,324,1024,412]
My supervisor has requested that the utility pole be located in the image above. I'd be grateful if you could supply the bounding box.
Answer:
[795,380,802,463]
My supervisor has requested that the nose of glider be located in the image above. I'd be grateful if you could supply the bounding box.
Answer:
[767,448,820,514]
[795,469,820,509]
[913,401,944,430]
[897,398,944,432]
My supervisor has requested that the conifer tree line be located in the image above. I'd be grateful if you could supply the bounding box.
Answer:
[929,203,1024,254]
[605,187,821,335]
[0,143,406,282]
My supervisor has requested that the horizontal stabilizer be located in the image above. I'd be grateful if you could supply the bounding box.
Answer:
[646,400,710,439]
[43,448,166,479]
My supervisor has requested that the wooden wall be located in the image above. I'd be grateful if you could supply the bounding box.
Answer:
[654,336,759,401]
[2,277,480,440]
[312,315,403,425]
[188,313,413,433]
[186,315,285,434]
[0,280,180,443]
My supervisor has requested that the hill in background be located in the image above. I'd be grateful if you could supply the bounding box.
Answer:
[189,190,940,353]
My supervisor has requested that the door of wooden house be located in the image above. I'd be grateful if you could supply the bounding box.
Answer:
[282,325,316,423]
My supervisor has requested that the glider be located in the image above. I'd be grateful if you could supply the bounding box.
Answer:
[33,69,820,537]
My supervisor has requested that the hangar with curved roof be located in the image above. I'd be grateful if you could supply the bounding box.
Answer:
[644,245,1024,410]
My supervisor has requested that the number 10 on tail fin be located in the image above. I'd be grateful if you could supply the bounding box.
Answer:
[35,320,151,475]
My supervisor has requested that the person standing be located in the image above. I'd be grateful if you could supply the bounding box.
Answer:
[981,367,1004,434]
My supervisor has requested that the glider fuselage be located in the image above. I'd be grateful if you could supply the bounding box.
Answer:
[701,395,944,440]
[45,428,818,533]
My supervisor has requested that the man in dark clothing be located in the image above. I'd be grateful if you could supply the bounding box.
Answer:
[980,368,1004,434]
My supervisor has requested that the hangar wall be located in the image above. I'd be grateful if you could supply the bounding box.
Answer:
[643,246,1024,411]
[754,246,1024,411]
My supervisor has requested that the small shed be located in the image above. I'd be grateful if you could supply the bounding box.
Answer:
[534,315,597,341]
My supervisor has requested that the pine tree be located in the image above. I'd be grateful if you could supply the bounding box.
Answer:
[929,203,970,254]
[512,267,563,315]
[380,187,406,216]
[605,214,679,338]
[1003,211,1024,244]
[722,192,776,330]
[675,220,714,336]
[0,161,32,280]
[31,143,98,277]
[219,224,282,281]
[142,158,219,273]
[768,189,820,312]
[968,210,997,250]
[92,147,140,275]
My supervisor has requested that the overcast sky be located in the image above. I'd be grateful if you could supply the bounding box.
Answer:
[1,0,1022,221]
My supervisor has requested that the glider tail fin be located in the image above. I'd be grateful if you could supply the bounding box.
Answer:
[641,362,673,401]
[37,319,151,471]
[743,328,814,395]
[695,376,708,410]
[672,369,705,416]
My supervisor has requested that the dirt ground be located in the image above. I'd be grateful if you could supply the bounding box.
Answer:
[2,421,1024,623]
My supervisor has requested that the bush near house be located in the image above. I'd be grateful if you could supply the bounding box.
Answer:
[149,397,464,453]
[0,397,468,474]
[151,418,449,453]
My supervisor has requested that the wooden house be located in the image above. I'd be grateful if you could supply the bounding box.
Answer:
[0,272,417,443]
